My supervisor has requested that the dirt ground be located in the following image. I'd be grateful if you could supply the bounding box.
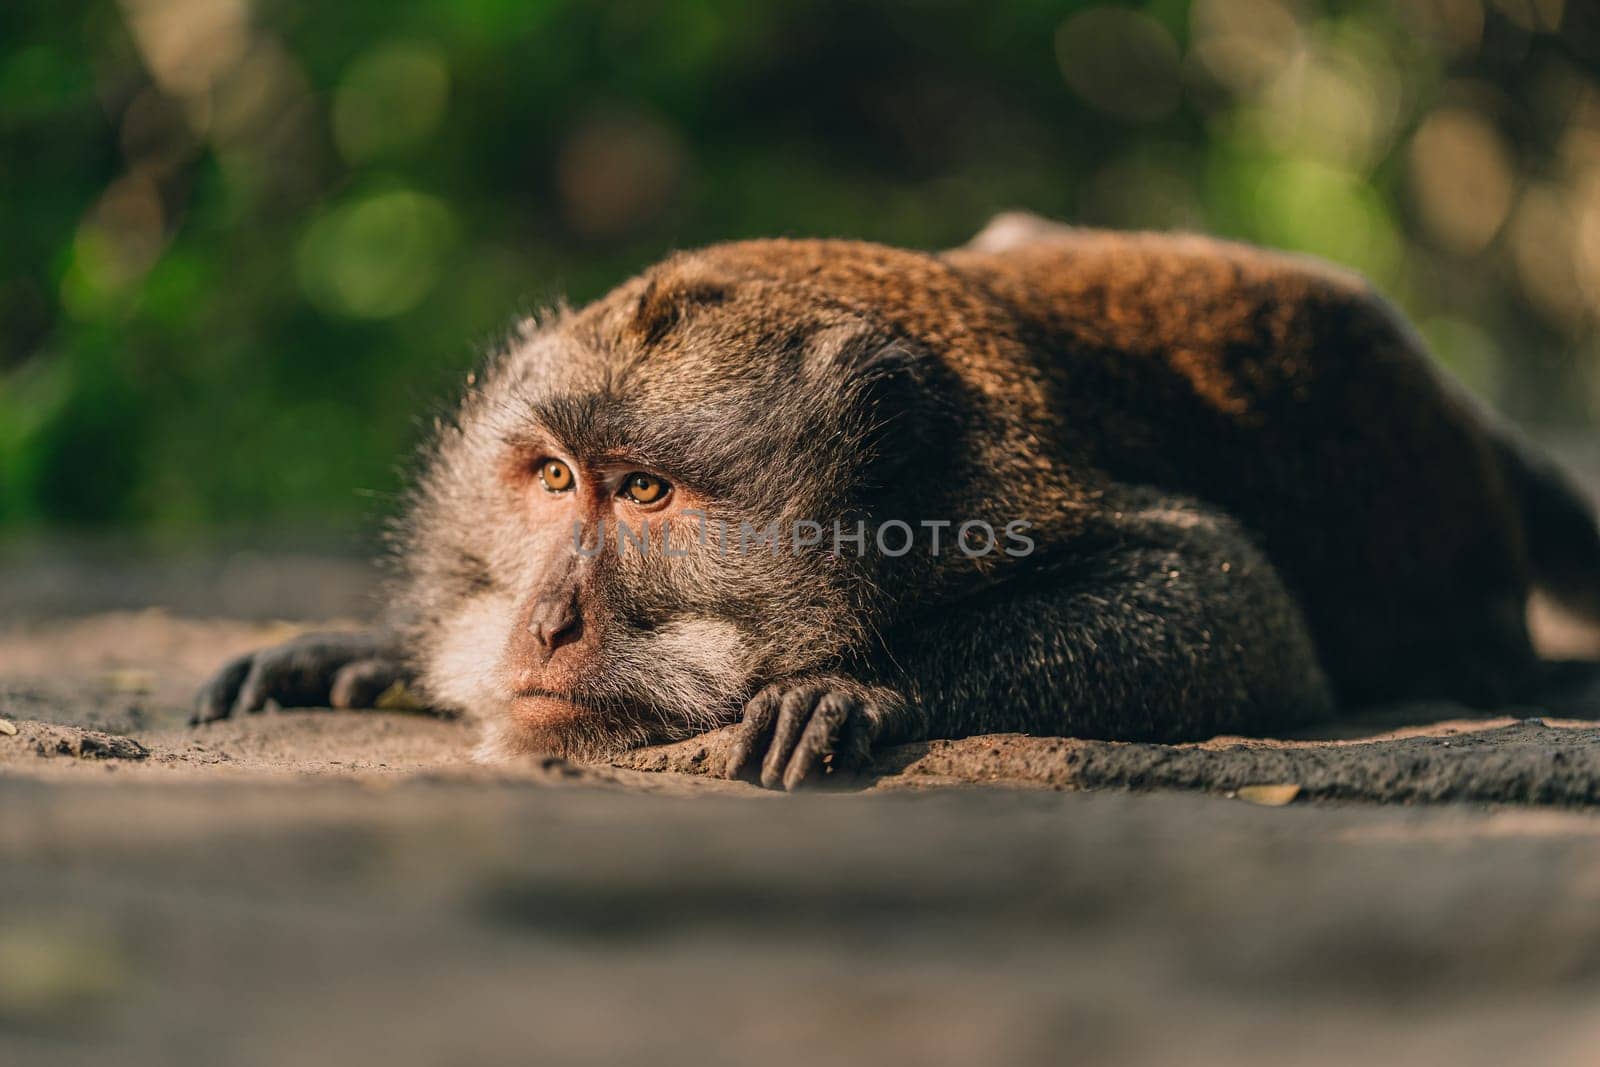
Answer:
[8,551,1600,1065]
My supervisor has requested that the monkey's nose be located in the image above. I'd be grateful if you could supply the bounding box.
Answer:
[528,594,581,652]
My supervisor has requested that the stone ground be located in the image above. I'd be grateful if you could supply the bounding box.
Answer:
[8,544,1600,1065]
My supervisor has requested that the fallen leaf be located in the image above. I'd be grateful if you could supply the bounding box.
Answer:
[1236,783,1301,807]
[375,681,426,712]
[101,669,156,694]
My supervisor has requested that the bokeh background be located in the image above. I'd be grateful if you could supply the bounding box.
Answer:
[4,0,1600,539]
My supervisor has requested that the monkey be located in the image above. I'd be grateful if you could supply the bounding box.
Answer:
[194,213,1600,790]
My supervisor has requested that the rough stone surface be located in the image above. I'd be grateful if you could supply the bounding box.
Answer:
[21,721,150,761]
[878,720,1600,803]
[8,589,1600,1063]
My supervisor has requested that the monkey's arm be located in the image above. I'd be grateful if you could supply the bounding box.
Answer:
[192,630,416,724]
[725,494,1333,789]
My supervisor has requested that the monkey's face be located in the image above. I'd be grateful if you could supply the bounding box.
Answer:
[401,268,923,760]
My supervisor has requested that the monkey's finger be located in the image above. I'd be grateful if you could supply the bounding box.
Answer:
[830,703,880,775]
[192,653,254,724]
[229,644,334,716]
[725,685,783,780]
[760,687,823,790]
[230,658,277,717]
[782,692,854,792]
[330,658,407,709]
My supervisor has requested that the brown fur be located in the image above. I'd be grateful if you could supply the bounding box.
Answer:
[195,215,1600,789]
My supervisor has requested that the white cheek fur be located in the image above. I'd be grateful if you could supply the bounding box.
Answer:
[611,616,754,735]
[423,591,519,718]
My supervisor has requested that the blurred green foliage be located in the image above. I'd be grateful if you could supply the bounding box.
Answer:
[3,0,1599,531]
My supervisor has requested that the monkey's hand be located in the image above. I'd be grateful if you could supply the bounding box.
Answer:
[192,630,416,724]
[723,678,916,791]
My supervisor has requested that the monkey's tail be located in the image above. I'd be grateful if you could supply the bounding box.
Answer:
[1495,429,1600,622]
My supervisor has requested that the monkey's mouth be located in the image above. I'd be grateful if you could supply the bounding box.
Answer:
[508,687,623,727]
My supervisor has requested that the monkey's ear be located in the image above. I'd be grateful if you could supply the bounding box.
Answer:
[800,321,925,390]
[627,266,735,348]
[801,322,931,472]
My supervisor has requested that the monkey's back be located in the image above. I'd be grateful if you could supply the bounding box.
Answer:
[941,230,1536,701]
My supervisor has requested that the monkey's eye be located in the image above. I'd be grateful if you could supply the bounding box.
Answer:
[539,459,574,493]
[622,472,669,505]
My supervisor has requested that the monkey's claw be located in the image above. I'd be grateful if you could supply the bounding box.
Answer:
[192,630,411,724]
[724,679,900,791]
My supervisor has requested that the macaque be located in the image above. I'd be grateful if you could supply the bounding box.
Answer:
[196,214,1600,789]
